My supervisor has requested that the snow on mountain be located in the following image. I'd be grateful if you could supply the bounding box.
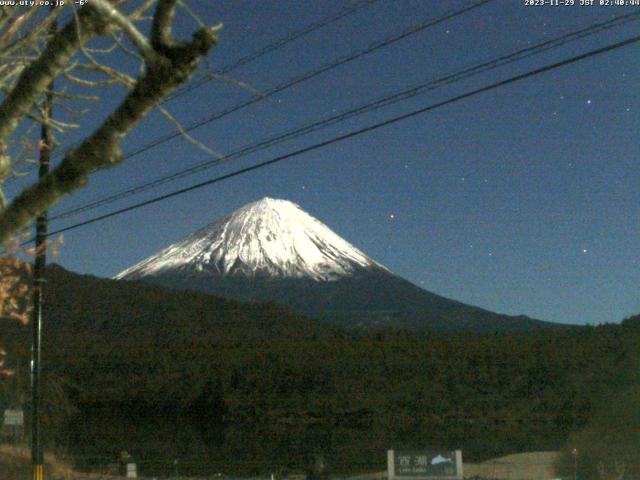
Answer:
[115,197,388,282]
[114,197,558,333]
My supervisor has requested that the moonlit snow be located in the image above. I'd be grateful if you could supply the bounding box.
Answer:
[115,197,388,282]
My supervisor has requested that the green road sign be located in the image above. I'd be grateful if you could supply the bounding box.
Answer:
[388,450,463,480]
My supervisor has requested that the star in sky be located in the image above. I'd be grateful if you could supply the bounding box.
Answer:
[47,1,640,327]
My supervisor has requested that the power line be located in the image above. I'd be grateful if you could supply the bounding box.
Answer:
[35,33,640,241]
[112,0,494,162]
[8,0,489,186]
[66,0,382,105]
[49,10,640,222]
[6,0,382,182]
[165,0,383,102]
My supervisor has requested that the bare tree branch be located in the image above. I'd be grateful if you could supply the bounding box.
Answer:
[151,0,178,51]
[129,0,158,21]
[0,8,59,57]
[157,103,222,159]
[0,7,110,156]
[90,0,159,64]
[0,1,219,244]
[75,62,137,87]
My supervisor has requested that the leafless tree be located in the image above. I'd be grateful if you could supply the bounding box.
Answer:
[0,1,219,360]
[0,0,220,245]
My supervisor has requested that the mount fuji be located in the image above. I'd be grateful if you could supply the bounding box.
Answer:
[117,197,385,282]
[116,198,556,332]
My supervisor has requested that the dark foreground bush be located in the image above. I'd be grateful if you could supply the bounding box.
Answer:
[556,384,640,480]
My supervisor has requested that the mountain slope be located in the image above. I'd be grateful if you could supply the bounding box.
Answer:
[44,263,334,345]
[116,197,559,332]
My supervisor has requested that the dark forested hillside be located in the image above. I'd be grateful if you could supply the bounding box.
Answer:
[132,267,558,333]
[1,265,638,476]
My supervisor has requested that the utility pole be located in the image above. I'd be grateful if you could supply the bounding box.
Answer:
[31,16,55,480]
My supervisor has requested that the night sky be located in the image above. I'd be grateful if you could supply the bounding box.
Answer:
[7,0,640,326]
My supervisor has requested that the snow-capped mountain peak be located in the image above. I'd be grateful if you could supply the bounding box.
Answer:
[115,197,387,282]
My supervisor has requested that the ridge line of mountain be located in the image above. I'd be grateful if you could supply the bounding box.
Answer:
[115,197,563,332]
